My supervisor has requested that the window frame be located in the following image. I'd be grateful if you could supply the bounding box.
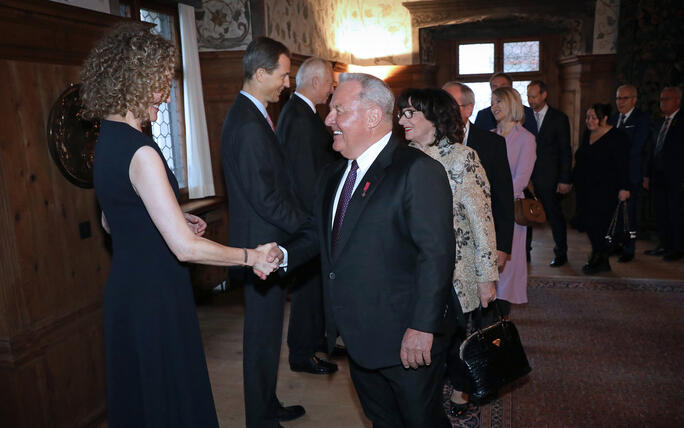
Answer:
[120,0,189,201]
[454,36,545,84]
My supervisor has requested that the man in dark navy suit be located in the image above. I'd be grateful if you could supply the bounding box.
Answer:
[527,80,572,267]
[220,37,306,427]
[276,57,339,376]
[268,73,457,427]
[608,84,652,262]
[643,86,684,261]
[474,72,538,136]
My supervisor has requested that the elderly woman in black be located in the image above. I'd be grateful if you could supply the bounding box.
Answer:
[573,103,630,274]
[397,88,499,417]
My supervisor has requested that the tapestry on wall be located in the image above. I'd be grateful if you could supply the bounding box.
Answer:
[196,0,251,51]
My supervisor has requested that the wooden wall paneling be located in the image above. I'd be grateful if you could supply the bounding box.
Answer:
[9,60,69,325]
[0,0,127,66]
[1,60,34,338]
[384,64,438,96]
[0,2,124,426]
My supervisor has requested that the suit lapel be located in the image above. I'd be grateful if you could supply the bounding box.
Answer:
[538,107,551,136]
[239,92,274,134]
[330,137,397,262]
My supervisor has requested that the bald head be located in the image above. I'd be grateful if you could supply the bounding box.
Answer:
[295,57,334,105]
[616,84,638,114]
[442,81,474,123]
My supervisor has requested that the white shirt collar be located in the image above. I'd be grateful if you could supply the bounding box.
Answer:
[622,107,635,121]
[294,92,316,113]
[538,103,549,116]
[353,131,392,174]
[331,131,392,228]
[665,108,680,120]
[240,90,269,119]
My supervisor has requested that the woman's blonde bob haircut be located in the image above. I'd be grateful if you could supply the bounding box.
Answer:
[492,87,525,124]
[80,22,176,121]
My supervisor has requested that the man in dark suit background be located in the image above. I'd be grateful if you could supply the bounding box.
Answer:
[643,86,684,261]
[276,57,338,375]
[474,72,538,137]
[443,81,514,271]
[220,37,306,427]
[608,84,652,262]
[267,73,457,427]
[526,80,572,267]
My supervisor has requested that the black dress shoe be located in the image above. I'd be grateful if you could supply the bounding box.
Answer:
[549,255,567,267]
[315,342,347,357]
[582,256,611,275]
[617,253,634,263]
[290,355,338,374]
[276,403,305,421]
[644,247,666,256]
[663,251,683,262]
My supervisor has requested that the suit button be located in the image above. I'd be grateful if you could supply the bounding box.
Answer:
[329,272,336,280]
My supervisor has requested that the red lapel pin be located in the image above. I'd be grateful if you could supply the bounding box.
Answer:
[361,181,370,197]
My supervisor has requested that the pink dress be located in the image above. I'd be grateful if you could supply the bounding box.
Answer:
[496,123,536,304]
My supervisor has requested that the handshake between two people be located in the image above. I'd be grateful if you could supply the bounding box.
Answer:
[250,243,285,280]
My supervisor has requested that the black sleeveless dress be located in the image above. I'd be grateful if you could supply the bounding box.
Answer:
[94,120,218,428]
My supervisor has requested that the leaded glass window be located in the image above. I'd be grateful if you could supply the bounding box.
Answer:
[140,8,186,188]
[512,81,532,107]
[503,41,540,73]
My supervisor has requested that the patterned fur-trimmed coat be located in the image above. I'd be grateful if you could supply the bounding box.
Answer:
[412,138,499,313]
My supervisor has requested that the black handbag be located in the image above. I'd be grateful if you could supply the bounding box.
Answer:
[605,201,636,245]
[459,303,531,402]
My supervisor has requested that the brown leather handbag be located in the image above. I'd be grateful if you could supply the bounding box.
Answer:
[514,195,546,226]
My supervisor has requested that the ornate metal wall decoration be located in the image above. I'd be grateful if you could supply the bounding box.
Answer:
[46,84,99,188]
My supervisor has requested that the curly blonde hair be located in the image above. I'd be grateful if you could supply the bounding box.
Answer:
[80,22,176,121]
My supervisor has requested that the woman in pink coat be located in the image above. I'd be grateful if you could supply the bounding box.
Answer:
[491,87,537,316]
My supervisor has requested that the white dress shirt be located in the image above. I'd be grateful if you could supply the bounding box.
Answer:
[279,131,392,269]
[330,131,392,227]
[618,107,635,127]
[534,103,549,129]
[463,121,471,145]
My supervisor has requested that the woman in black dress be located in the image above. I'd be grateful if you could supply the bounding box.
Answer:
[81,23,279,427]
[573,103,631,275]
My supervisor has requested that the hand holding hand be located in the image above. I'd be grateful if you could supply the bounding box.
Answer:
[477,281,497,308]
[497,250,510,272]
[251,242,280,280]
[618,190,630,201]
[400,328,433,369]
[184,213,207,236]
[556,182,572,194]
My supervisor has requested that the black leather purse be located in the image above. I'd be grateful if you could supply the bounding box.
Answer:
[459,304,531,402]
[605,200,636,245]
